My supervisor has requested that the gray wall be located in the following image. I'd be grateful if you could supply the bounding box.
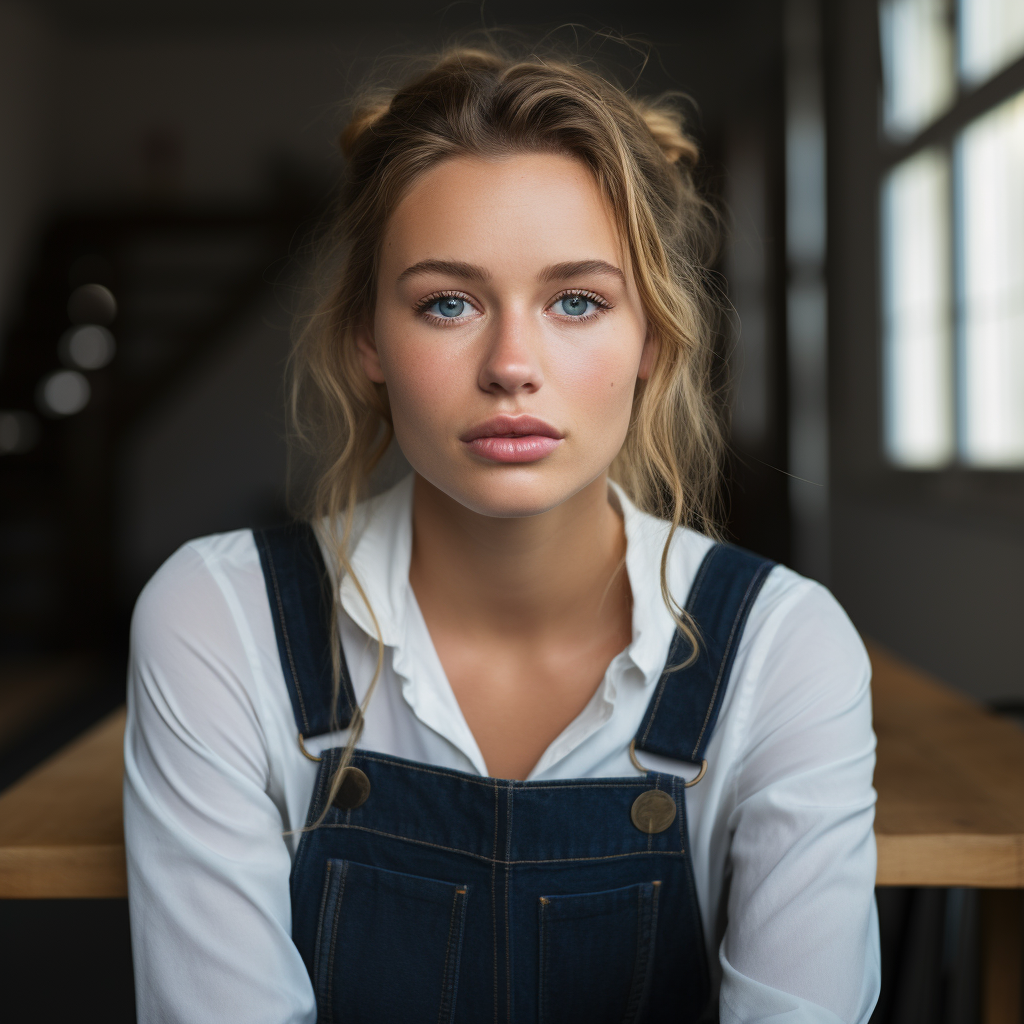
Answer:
[0,3,51,342]
[117,292,292,597]
[833,499,1024,702]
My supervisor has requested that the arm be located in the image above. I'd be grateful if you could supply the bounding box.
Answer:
[124,542,316,1024]
[719,582,880,1024]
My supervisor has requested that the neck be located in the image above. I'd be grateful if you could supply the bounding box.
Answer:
[408,473,630,641]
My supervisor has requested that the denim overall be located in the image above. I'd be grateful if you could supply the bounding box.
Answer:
[254,524,774,1024]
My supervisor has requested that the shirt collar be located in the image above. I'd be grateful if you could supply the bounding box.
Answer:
[339,473,685,688]
[338,473,415,648]
[609,480,680,685]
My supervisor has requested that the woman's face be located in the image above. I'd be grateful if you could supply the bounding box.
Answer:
[359,151,653,518]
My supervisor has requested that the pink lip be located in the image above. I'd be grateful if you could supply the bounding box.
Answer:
[461,415,564,464]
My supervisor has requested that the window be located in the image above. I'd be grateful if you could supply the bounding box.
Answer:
[880,0,955,138]
[880,0,1024,469]
[959,93,1024,465]
[960,0,1024,84]
[882,149,953,467]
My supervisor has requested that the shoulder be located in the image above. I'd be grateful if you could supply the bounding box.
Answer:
[130,528,267,671]
[659,526,871,724]
[660,522,869,690]
[732,562,873,757]
[749,564,870,695]
[127,529,285,780]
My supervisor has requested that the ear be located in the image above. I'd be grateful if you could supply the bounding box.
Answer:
[355,324,387,384]
[637,329,658,382]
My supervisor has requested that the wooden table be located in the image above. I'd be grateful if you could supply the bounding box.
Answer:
[2,643,1023,1019]
[870,643,1024,1024]
[0,705,126,899]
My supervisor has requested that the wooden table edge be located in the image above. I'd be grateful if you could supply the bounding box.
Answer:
[875,832,1024,888]
[1,833,1021,898]
[0,845,128,899]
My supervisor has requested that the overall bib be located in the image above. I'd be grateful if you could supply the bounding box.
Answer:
[255,524,774,1024]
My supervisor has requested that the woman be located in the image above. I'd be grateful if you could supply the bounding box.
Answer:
[124,45,879,1024]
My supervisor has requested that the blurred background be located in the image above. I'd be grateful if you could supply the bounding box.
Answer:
[0,0,1022,1020]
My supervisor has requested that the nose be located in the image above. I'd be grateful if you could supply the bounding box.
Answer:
[477,308,543,395]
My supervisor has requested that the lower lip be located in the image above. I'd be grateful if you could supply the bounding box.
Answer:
[464,435,562,463]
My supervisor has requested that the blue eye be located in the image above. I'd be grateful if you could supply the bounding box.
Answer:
[559,294,593,316]
[430,297,466,318]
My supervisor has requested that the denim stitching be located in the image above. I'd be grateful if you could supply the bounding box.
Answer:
[316,750,337,831]
[351,755,651,790]
[504,781,513,1024]
[637,630,687,747]
[535,883,665,1024]
[638,545,718,747]
[648,777,663,853]
[687,543,718,608]
[678,833,711,990]
[629,881,661,1023]
[325,859,349,1024]
[312,754,331,823]
[438,887,460,1024]
[294,756,331,884]
[674,776,686,854]
[511,850,684,865]
[690,560,773,760]
[290,785,316,882]
[501,783,649,791]
[312,860,333,1008]
[259,530,312,735]
[491,780,499,1024]
[538,898,550,1024]
[446,890,469,1024]
[317,823,685,864]
[623,883,647,1024]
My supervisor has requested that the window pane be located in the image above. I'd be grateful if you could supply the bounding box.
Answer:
[958,90,1024,467]
[881,0,956,138]
[960,0,1024,85]
[882,149,955,467]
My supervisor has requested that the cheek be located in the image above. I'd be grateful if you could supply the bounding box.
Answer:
[382,355,454,429]
[551,332,643,426]
[374,322,467,431]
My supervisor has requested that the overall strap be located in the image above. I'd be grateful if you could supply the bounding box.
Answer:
[253,522,357,738]
[634,543,775,766]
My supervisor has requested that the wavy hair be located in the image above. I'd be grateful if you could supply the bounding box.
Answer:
[288,41,724,816]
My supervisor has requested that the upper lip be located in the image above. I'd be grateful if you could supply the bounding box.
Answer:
[461,415,564,442]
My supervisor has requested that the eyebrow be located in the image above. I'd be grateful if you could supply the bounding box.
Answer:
[539,260,625,284]
[396,257,625,286]
[397,259,491,283]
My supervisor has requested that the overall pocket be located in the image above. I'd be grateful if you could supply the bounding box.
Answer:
[313,859,469,1024]
[538,880,660,1024]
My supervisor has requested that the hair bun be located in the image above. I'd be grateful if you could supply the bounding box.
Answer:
[339,100,390,160]
[637,103,699,168]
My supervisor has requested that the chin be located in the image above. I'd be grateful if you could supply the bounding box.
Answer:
[432,466,583,520]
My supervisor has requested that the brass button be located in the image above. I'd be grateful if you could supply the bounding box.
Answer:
[630,789,676,834]
[332,767,370,810]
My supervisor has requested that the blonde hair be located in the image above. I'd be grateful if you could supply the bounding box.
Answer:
[288,42,724,816]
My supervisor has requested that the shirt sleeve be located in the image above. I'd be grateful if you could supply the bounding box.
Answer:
[123,542,316,1024]
[718,580,881,1024]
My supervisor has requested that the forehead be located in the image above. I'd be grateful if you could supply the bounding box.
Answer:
[380,152,626,275]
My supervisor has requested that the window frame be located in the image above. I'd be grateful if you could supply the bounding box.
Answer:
[876,37,1024,492]
[824,2,1024,535]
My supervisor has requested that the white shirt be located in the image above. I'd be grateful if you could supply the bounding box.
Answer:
[124,474,879,1024]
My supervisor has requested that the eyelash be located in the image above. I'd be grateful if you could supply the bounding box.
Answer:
[549,289,612,322]
[415,290,476,326]
[414,289,613,325]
